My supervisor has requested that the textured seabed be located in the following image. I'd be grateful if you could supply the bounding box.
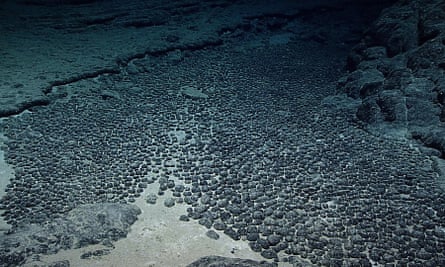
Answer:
[1,40,445,266]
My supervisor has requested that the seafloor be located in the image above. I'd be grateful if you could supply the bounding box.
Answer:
[1,1,445,267]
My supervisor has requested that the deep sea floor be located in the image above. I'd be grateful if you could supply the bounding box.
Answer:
[1,40,445,266]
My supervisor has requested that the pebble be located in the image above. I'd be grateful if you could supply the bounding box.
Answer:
[164,197,175,207]
[206,230,220,240]
[145,194,158,205]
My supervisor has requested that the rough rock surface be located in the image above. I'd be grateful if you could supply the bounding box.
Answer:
[332,0,445,156]
[0,203,140,267]
[187,255,276,267]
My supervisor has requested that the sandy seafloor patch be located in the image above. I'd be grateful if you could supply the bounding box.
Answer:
[27,185,278,267]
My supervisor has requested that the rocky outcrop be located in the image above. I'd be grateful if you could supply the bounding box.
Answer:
[0,203,140,267]
[333,0,445,156]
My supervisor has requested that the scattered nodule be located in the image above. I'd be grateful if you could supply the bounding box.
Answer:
[261,249,278,260]
[146,194,158,205]
[206,230,220,240]
[179,215,190,222]
[164,197,176,208]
